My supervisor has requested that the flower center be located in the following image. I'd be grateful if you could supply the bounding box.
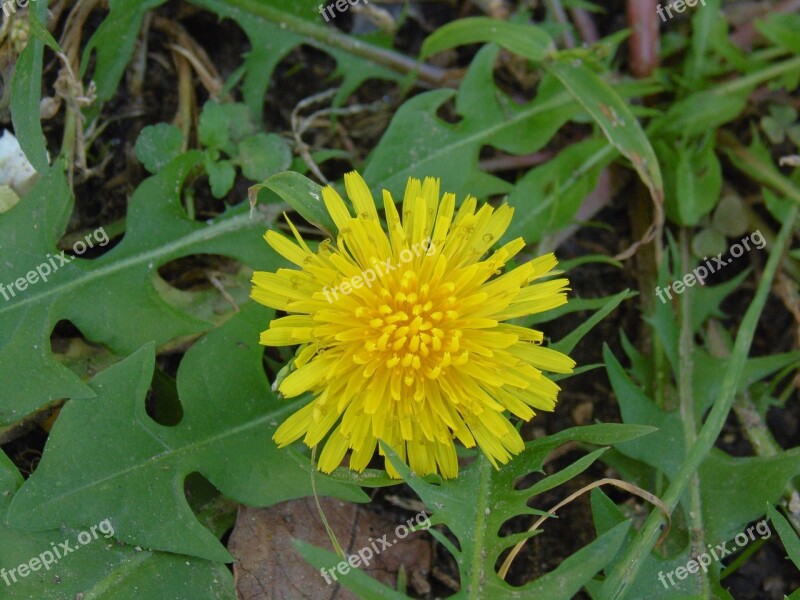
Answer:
[354,269,468,388]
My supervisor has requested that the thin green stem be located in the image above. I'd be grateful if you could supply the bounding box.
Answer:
[677,228,709,598]
[720,538,767,580]
[712,55,800,96]
[602,205,800,599]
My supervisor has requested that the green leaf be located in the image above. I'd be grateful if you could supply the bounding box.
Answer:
[502,137,615,243]
[711,194,749,238]
[27,8,62,53]
[756,13,800,54]
[762,117,786,144]
[588,488,703,600]
[418,23,662,206]
[204,156,236,199]
[522,522,631,600]
[551,289,637,355]
[7,304,367,563]
[237,133,292,181]
[10,0,50,172]
[81,0,170,121]
[294,540,410,599]
[690,228,727,258]
[362,425,652,598]
[545,59,663,202]
[605,343,800,541]
[659,135,722,226]
[652,88,750,137]
[199,102,254,151]
[135,124,184,173]
[364,45,581,198]
[0,451,236,600]
[250,171,336,238]
[767,505,800,569]
[0,154,283,425]
[420,17,554,61]
[187,0,405,117]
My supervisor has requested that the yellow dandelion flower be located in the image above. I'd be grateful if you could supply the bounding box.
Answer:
[251,172,575,479]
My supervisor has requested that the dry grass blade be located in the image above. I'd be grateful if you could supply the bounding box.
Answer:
[498,477,671,580]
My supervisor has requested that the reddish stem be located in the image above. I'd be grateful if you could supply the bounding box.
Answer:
[627,0,660,78]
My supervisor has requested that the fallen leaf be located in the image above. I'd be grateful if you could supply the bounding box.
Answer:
[229,497,432,599]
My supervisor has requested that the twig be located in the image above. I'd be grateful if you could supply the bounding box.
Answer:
[208,273,240,313]
[290,88,388,184]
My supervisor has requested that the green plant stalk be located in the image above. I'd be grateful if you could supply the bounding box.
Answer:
[603,204,799,599]
[712,55,800,97]
[191,0,451,86]
[719,537,767,580]
[677,228,709,598]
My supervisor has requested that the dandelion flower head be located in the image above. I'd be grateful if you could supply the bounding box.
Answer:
[251,172,575,479]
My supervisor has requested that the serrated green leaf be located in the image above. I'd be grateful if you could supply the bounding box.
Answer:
[7,304,367,562]
[0,451,235,600]
[364,45,580,198]
[188,0,406,116]
[0,154,283,425]
[605,344,800,544]
[588,488,702,599]
[359,424,653,598]
[522,521,631,600]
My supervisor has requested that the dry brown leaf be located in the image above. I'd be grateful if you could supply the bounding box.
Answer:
[229,497,431,599]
